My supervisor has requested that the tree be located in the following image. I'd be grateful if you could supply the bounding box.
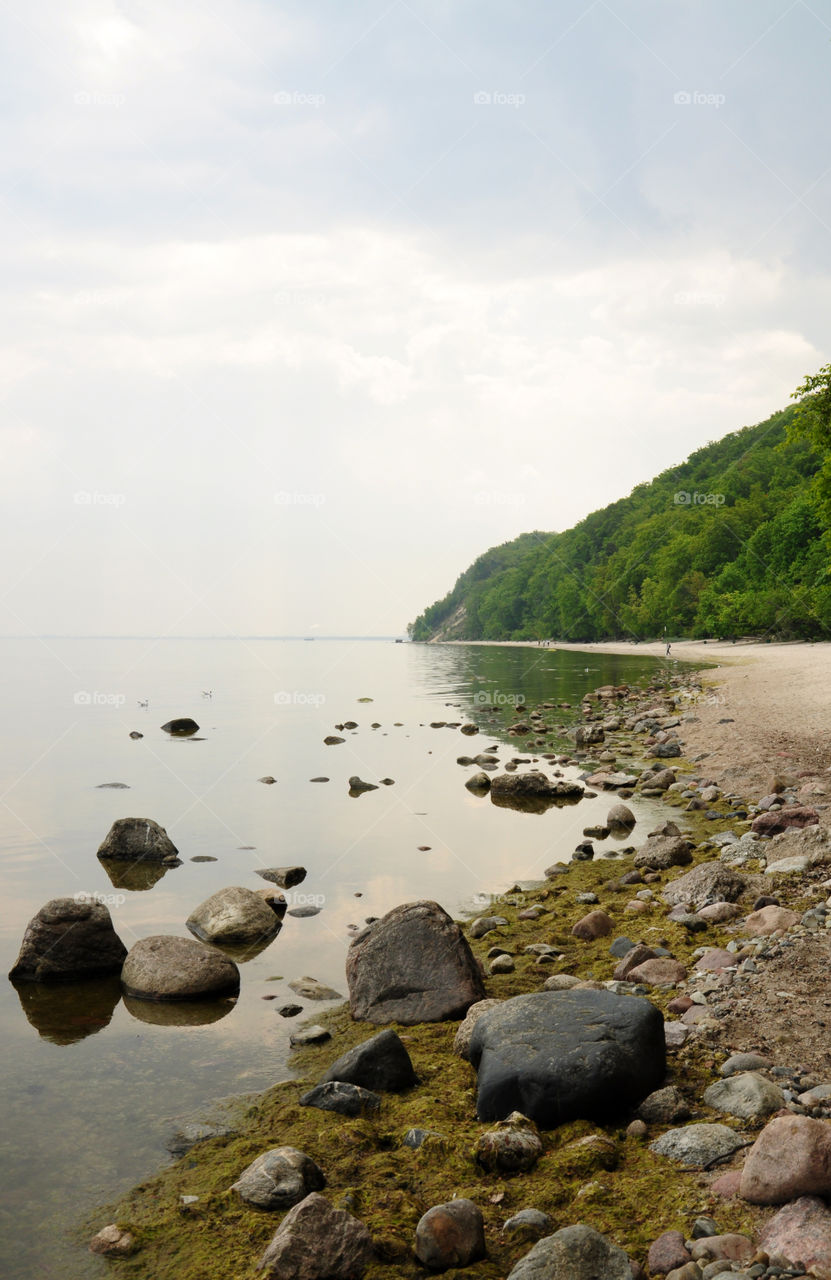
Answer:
[791,363,831,519]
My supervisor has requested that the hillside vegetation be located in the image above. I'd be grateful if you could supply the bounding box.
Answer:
[410,404,831,642]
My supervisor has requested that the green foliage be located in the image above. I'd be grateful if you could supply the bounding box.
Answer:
[410,401,831,642]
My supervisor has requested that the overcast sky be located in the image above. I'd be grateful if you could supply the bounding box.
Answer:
[1,0,829,637]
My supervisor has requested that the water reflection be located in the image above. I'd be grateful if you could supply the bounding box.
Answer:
[10,974,122,1045]
[99,857,182,891]
[489,791,584,815]
[188,928,283,965]
[122,993,237,1027]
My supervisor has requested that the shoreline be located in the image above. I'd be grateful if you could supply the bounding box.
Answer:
[90,659,831,1278]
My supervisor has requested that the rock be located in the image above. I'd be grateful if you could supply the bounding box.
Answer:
[258,1192,374,1278]
[585,772,638,789]
[161,717,199,735]
[634,837,693,871]
[299,1081,381,1116]
[703,1072,784,1121]
[607,802,636,829]
[348,776,378,793]
[766,854,811,874]
[346,900,485,1025]
[662,863,746,911]
[415,1199,486,1271]
[288,906,321,918]
[650,1123,747,1168]
[575,724,605,746]
[476,1112,543,1172]
[97,817,179,862]
[9,898,127,982]
[453,999,503,1059]
[490,954,515,974]
[612,944,657,981]
[759,1195,831,1276]
[259,775,276,784]
[89,1225,136,1257]
[697,902,741,923]
[256,866,306,889]
[187,886,282,946]
[648,1231,691,1276]
[636,1086,690,1125]
[688,1233,753,1264]
[288,976,343,1001]
[694,949,735,972]
[324,735,345,745]
[403,1128,445,1148]
[743,904,801,936]
[460,723,479,735]
[465,771,492,792]
[741,1114,831,1203]
[720,1051,771,1077]
[502,1210,553,1240]
[571,909,613,940]
[121,935,240,1001]
[506,1223,632,1280]
[649,741,681,758]
[469,988,665,1127]
[627,958,686,986]
[664,1023,688,1048]
[490,771,583,808]
[322,1029,416,1093]
[751,805,820,835]
[232,1146,325,1209]
[166,1121,235,1157]
[276,1003,303,1018]
[289,1024,331,1047]
[542,973,582,991]
[469,915,508,938]
[129,730,143,739]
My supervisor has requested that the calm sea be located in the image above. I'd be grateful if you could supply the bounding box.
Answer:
[0,637,678,1278]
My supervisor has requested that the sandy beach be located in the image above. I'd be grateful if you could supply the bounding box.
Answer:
[448,639,831,802]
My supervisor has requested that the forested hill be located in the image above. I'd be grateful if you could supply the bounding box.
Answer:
[409,406,831,642]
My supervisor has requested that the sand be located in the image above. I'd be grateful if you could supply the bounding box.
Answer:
[448,638,831,801]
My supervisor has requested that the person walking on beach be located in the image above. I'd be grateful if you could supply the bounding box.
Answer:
[666,641,672,656]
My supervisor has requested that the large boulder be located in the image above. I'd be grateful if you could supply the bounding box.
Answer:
[121,935,240,1001]
[759,1196,831,1276]
[9,897,127,982]
[741,1115,831,1204]
[506,1224,631,1280]
[186,886,282,946]
[703,1072,784,1121]
[258,1192,374,1278]
[346,901,485,1025]
[97,817,179,862]
[490,772,583,813]
[607,803,636,831]
[232,1147,325,1210]
[322,1028,416,1092]
[468,989,665,1127]
[662,862,746,911]
[575,724,605,746]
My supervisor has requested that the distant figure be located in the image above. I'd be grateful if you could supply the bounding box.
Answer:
[665,642,672,657]
[137,699,149,708]
[202,690,213,698]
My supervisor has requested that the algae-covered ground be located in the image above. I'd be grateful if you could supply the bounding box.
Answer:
[88,674,784,1279]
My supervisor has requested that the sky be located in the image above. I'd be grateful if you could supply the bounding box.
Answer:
[1,0,830,637]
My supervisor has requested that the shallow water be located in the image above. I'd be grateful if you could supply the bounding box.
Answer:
[0,637,683,1277]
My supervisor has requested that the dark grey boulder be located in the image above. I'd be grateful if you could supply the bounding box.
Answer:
[161,717,199,735]
[121,935,240,1001]
[346,900,485,1025]
[348,776,378,794]
[322,1028,416,1093]
[9,897,127,982]
[469,988,665,1127]
[231,1146,325,1209]
[299,1081,381,1117]
[97,817,179,862]
[258,1193,374,1279]
[649,741,681,758]
[507,1224,631,1280]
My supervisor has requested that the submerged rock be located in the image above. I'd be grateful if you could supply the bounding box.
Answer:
[160,717,199,735]
[187,886,283,946]
[9,898,127,982]
[121,935,240,1001]
[97,817,179,862]
[346,900,485,1025]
